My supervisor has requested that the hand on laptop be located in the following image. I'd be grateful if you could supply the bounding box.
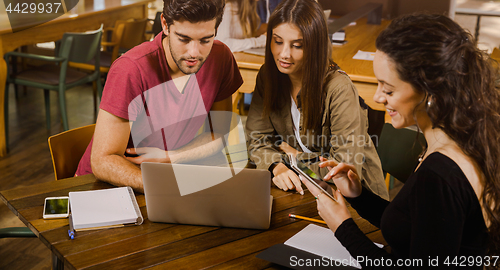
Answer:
[272,163,304,195]
[125,147,172,164]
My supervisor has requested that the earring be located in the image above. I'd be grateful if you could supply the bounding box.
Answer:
[427,100,432,107]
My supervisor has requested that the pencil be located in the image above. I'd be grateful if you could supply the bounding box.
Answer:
[289,213,327,225]
[68,213,75,240]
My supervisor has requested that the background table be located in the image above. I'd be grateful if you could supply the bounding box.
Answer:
[455,0,500,39]
[0,0,152,157]
[1,144,388,269]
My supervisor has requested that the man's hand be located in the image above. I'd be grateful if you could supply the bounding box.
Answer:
[125,147,172,164]
[272,163,304,195]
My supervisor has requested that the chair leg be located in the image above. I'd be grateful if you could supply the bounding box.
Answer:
[389,175,395,190]
[11,52,19,100]
[92,81,97,114]
[52,253,64,270]
[96,76,103,116]
[58,88,69,131]
[44,89,51,130]
[384,173,390,191]
[0,227,36,238]
[97,76,103,101]
[4,82,9,151]
[232,91,242,114]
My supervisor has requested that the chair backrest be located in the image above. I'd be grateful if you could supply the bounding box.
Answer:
[376,123,427,183]
[492,47,500,62]
[152,12,163,37]
[59,25,103,64]
[119,18,148,50]
[366,106,385,147]
[48,124,96,181]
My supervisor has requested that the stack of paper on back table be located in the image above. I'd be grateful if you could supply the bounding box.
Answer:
[69,186,143,231]
[331,30,345,42]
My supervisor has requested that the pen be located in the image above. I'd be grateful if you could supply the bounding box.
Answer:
[68,213,75,240]
[289,213,327,225]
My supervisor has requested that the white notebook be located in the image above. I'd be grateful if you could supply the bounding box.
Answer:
[69,187,143,231]
[285,224,384,269]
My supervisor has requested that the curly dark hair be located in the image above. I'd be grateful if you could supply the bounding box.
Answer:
[376,13,500,261]
[162,0,225,29]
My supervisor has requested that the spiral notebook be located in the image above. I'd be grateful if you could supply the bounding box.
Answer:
[69,187,143,231]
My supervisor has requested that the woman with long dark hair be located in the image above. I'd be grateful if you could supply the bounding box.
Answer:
[304,13,500,269]
[245,0,389,200]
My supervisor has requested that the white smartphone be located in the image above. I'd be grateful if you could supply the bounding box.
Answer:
[288,154,336,201]
[43,196,70,219]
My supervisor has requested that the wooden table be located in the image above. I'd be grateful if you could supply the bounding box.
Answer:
[455,0,500,39]
[1,144,387,269]
[0,0,152,157]
[232,17,391,118]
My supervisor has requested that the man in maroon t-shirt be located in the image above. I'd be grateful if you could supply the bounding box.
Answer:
[76,0,243,192]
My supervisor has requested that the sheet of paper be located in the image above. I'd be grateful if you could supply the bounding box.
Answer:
[353,50,375,61]
[285,224,384,269]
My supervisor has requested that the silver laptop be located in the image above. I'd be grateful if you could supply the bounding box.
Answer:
[142,162,272,229]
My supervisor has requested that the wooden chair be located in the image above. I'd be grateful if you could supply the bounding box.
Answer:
[69,19,147,109]
[1,124,95,241]
[70,18,148,75]
[4,26,102,137]
[48,124,96,181]
[366,106,386,147]
[146,12,163,40]
[113,18,148,54]
[232,62,260,115]
[492,47,500,62]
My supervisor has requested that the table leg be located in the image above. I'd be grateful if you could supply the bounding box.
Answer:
[52,253,64,270]
[0,46,8,157]
[474,15,481,40]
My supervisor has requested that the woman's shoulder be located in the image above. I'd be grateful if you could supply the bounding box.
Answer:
[325,69,353,88]
[324,69,357,99]
[417,152,466,179]
[412,152,477,200]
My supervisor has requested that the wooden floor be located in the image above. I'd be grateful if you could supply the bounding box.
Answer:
[0,84,97,270]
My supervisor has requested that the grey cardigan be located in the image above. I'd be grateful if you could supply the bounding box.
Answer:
[245,67,389,200]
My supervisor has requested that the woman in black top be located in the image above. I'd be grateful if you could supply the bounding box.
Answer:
[302,14,500,269]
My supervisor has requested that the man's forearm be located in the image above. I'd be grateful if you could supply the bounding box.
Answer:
[169,132,225,163]
[91,154,144,193]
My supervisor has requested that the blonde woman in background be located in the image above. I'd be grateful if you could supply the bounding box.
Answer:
[216,0,267,52]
